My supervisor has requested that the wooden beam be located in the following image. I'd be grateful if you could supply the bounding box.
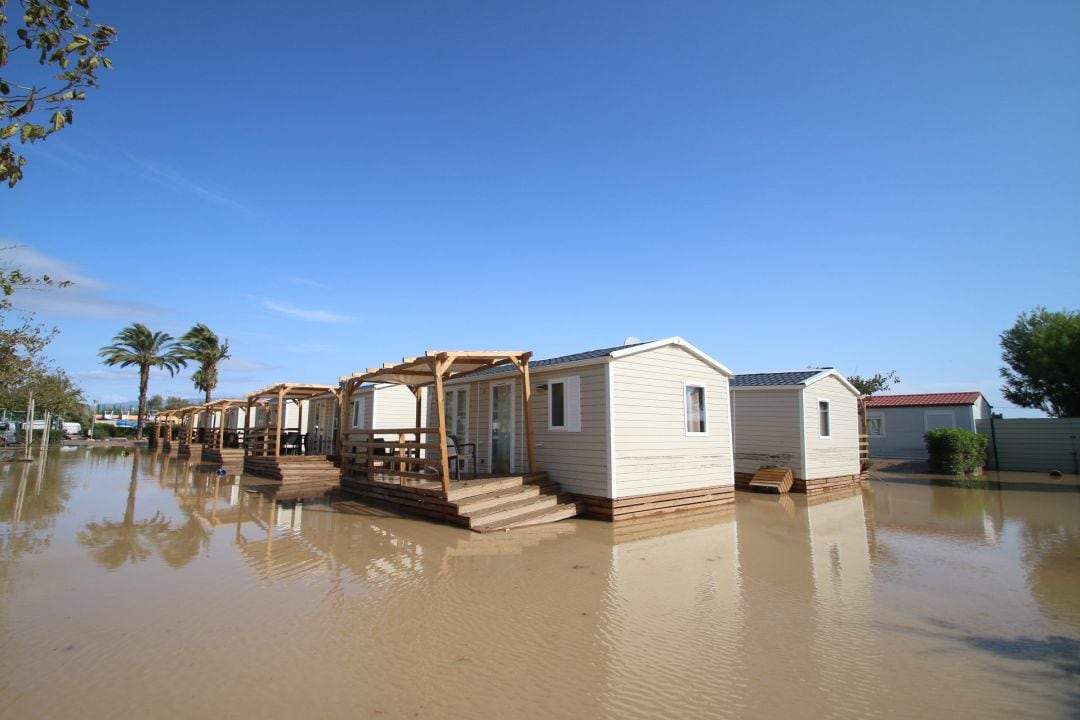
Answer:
[274,387,284,459]
[430,355,451,494]
[518,353,537,474]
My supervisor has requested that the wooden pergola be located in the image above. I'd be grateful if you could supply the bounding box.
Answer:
[170,405,205,454]
[151,408,186,449]
[244,383,339,458]
[341,350,536,493]
[202,398,253,450]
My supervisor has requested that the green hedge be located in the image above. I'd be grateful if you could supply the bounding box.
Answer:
[924,428,988,475]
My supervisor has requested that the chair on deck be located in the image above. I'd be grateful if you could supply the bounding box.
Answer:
[448,434,477,481]
[280,432,301,456]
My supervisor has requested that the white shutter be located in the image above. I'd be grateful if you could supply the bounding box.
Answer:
[566,376,581,433]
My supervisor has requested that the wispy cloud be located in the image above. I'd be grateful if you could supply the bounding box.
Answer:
[290,343,337,354]
[262,300,351,324]
[1,243,164,320]
[288,276,328,289]
[125,154,252,215]
[221,357,273,372]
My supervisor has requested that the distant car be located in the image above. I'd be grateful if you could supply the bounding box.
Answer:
[0,421,18,445]
[62,422,83,439]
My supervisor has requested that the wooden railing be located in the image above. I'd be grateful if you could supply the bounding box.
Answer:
[341,427,444,487]
[246,428,275,457]
[205,428,245,449]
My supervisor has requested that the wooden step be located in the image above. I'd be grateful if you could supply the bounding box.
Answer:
[472,500,580,533]
[453,481,556,514]
[444,475,528,501]
[465,492,566,528]
[749,466,793,494]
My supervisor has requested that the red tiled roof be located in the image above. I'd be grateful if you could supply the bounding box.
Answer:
[865,392,983,408]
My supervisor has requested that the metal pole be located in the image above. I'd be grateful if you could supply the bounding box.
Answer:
[988,405,1001,471]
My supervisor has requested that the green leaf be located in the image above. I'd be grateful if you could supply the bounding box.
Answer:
[50,110,64,132]
[0,123,18,140]
[20,124,32,142]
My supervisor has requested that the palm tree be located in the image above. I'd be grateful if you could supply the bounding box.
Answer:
[178,324,230,403]
[98,324,186,440]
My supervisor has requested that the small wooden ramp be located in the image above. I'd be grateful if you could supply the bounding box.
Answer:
[749,466,793,494]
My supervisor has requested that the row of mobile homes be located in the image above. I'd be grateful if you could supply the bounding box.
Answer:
[865,392,989,459]
[730,370,862,495]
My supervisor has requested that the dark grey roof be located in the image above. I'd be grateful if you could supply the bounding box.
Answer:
[731,370,822,388]
[464,342,646,379]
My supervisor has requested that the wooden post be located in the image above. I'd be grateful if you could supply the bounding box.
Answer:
[244,400,253,456]
[339,381,353,472]
[430,355,451,494]
[24,393,33,461]
[412,386,423,474]
[398,432,407,485]
[273,388,284,459]
[518,353,537,475]
[40,411,50,451]
[296,399,304,455]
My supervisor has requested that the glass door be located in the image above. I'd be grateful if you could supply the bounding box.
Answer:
[490,383,513,474]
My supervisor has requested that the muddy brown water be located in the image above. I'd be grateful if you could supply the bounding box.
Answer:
[1,448,1078,719]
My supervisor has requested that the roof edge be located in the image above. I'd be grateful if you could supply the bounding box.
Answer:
[609,336,733,377]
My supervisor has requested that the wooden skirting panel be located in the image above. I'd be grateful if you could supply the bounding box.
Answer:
[243,455,341,485]
[577,485,735,522]
[737,471,863,496]
[202,447,245,469]
[794,474,863,496]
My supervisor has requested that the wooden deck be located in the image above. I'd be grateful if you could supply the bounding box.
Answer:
[202,446,245,472]
[243,455,341,494]
[340,471,580,532]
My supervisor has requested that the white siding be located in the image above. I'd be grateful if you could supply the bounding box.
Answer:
[730,388,804,478]
[612,345,734,497]
[444,364,610,497]
[803,375,860,479]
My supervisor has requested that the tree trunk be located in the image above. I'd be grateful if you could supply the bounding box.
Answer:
[136,365,150,440]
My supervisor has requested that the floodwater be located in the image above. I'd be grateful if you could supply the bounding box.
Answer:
[1,449,1078,719]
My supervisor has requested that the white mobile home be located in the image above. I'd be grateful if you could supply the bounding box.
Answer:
[440,337,736,520]
[865,392,989,459]
[331,382,424,456]
[730,369,862,494]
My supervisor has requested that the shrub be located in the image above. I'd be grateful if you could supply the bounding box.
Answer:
[925,428,988,475]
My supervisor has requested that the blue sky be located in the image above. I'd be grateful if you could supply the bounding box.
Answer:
[3,0,1078,415]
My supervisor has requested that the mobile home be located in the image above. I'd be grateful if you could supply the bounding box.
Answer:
[730,369,861,494]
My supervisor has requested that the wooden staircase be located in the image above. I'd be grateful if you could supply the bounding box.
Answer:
[340,471,580,532]
[244,455,341,494]
[749,466,794,494]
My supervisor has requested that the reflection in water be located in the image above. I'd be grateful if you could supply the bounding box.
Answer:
[77,451,212,570]
[0,452,70,589]
[0,450,1078,719]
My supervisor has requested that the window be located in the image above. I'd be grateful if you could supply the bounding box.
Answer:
[444,388,468,438]
[867,414,885,437]
[819,400,831,438]
[550,382,565,428]
[684,383,707,435]
[350,397,366,429]
[547,377,581,432]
